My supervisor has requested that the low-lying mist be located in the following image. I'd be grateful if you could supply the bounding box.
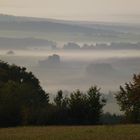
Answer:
[1,49,140,92]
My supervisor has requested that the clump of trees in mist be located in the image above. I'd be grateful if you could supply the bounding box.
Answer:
[0,60,140,126]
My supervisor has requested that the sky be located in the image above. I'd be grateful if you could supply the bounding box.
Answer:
[0,0,140,23]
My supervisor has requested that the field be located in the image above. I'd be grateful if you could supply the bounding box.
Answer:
[0,125,140,140]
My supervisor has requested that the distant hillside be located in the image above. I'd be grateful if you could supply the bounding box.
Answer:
[0,14,122,35]
[0,14,140,44]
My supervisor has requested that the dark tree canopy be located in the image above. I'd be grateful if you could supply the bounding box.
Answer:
[116,74,140,123]
[0,60,49,126]
[52,87,106,125]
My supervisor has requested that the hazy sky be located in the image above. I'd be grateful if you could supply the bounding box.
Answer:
[0,0,140,23]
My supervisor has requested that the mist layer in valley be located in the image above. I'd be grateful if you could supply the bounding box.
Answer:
[0,14,140,114]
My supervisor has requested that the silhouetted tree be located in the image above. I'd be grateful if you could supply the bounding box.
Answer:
[54,90,63,107]
[69,90,88,124]
[0,60,49,126]
[68,87,106,124]
[86,86,106,124]
[53,90,69,124]
[116,74,140,123]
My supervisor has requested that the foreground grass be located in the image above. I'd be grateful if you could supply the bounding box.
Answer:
[0,125,140,140]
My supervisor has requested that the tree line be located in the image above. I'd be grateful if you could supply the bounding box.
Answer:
[0,60,140,126]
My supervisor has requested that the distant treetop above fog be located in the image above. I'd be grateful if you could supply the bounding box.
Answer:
[39,54,61,67]
[6,50,15,55]
[86,63,115,76]
[47,54,60,64]
[63,42,81,50]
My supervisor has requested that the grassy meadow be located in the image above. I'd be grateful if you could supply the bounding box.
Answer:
[0,125,140,140]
